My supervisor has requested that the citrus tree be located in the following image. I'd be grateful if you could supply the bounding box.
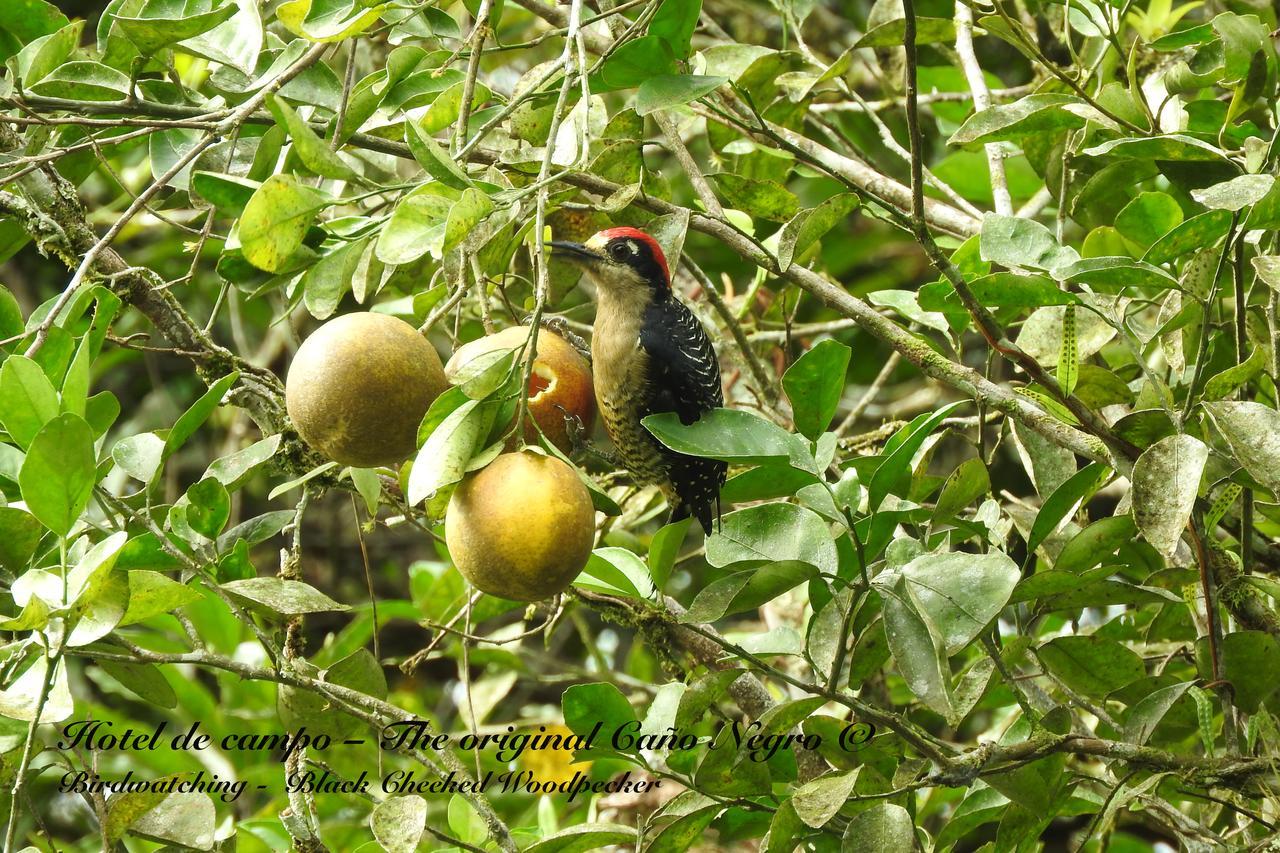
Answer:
[1,0,1279,850]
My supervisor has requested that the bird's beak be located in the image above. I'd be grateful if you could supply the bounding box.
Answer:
[548,240,604,266]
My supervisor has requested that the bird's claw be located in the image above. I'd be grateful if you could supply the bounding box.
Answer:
[539,315,592,362]
[564,410,619,466]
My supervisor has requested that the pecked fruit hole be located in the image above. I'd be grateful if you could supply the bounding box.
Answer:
[529,363,557,402]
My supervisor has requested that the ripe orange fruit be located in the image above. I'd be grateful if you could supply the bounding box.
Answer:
[445,451,595,601]
[445,326,595,453]
[286,312,447,468]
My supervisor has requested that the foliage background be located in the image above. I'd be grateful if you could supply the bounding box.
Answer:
[1,0,1279,849]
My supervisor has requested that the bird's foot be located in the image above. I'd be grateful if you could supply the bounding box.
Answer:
[539,315,592,361]
[565,412,620,466]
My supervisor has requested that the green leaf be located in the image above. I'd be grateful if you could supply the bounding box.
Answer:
[721,464,820,503]
[114,0,238,54]
[1191,173,1275,211]
[783,339,851,440]
[29,60,132,100]
[191,171,260,216]
[1016,303,1117,366]
[792,769,860,828]
[61,333,92,417]
[1132,433,1207,556]
[1054,256,1179,290]
[19,412,96,536]
[277,0,386,42]
[421,79,490,134]
[1083,134,1232,163]
[855,17,955,48]
[949,94,1115,145]
[1217,631,1280,713]
[875,570,952,716]
[1054,514,1136,573]
[979,213,1079,272]
[1038,635,1145,698]
[98,659,177,709]
[184,478,230,539]
[842,803,916,852]
[683,560,817,622]
[648,0,701,58]
[635,74,726,115]
[279,649,387,739]
[267,95,359,181]
[103,788,172,846]
[577,547,656,599]
[7,20,81,86]
[776,194,859,271]
[1114,191,1183,249]
[1027,462,1111,555]
[166,372,240,460]
[918,272,1080,312]
[376,187,453,264]
[0,354,60,449]
[267,461,336,500]
[0,0,69,61]
[644,409,814,472]
[119,571,202,626]
[1143,209,1233,264]
[406,119,473,189]
[112,432,166,483]
[868,401,965,509]
[1202,346,1266,401]
[595,35,676,90]
[0,506,44,572]
[222,577,351,617]
[238,175,328,272]
[216,510,294,551]
[648,517,692,590]
[126,792,216,849]
[708,173,799,221]
[443,187,493,257]
[302,237,364,319]
[562,682,635,740]
[370,796,426,853]
[898,550,1020,655]
[63,531,130,646]
[204,434,282,487]
[1056,304,1079,396]
[706,503,838,574]
[646,806,721,853]
[1124,682,1193,746]
[933,457,990,522]
[524,824,638,853]
[407,399,485,506]
[1202,402,1280,495]
[180,0,263,75]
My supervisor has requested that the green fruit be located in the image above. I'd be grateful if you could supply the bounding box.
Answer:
[285,312,447,468]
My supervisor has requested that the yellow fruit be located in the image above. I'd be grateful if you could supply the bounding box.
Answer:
[446,451,595,601]
[444,326,595,453]
[285,312,447,468]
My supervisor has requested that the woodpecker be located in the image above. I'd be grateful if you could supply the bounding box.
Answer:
[551,227,726,534]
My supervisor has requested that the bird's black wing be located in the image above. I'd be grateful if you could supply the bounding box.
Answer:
[639,296,727,534]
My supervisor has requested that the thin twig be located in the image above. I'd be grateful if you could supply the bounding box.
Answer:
[955,2,1012,215]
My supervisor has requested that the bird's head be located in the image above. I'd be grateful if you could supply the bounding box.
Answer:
[550,227,671,300]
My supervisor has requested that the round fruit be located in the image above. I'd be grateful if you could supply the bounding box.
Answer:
[285,312,447,468]
[444,326,595,453]
[446,451,595,601]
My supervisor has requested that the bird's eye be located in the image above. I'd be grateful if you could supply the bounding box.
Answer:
[608,242,629,261]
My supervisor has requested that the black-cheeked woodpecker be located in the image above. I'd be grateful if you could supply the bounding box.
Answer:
[551,227,727,534]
